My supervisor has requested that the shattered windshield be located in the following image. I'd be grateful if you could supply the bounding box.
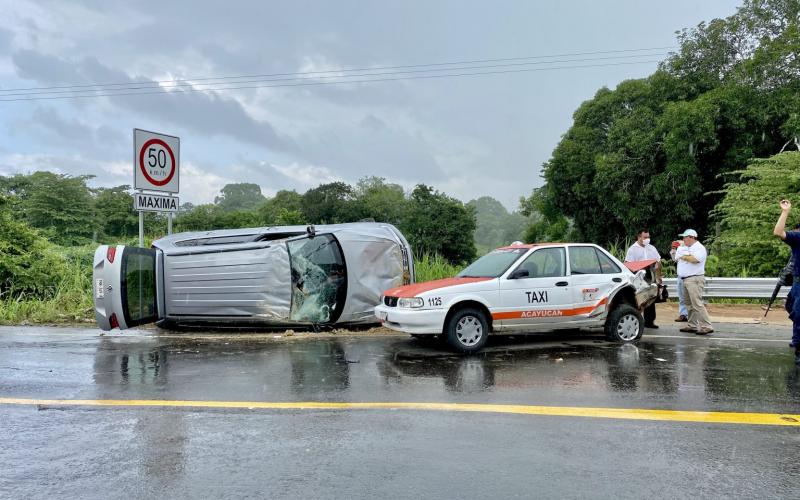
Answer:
[457,248,528,278]
[287,235,347,323]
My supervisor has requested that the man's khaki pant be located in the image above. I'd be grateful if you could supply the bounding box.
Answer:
[682,275,712,330]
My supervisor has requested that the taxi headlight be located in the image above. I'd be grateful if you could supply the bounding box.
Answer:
[398,297,424,308]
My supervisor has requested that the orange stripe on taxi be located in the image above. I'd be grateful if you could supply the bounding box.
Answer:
[492,297,608,320]
[383,277,492,298]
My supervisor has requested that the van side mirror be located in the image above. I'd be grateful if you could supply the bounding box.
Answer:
[509,269,529,280]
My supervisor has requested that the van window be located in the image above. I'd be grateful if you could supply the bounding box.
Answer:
[121,248,157,326]
[287,235,347,323]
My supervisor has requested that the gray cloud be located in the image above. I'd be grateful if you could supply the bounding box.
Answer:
[9,106,125,157]
[27,106,94,142]
[12,49,85,85]
[2,0,741,208]
[0,27,12,55]
[360,114,386,132]
[11,51,295,153]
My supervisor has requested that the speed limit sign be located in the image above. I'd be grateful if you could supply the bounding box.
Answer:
[134,129,180,193]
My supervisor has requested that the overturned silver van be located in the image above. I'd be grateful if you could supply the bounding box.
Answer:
[93,223,414,330]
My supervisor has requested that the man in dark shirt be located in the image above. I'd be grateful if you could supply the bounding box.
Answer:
[772,199,800,365]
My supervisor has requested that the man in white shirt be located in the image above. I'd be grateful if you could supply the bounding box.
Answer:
[669,240,690,322]
[624,229,661,328]
[674,229,713,335]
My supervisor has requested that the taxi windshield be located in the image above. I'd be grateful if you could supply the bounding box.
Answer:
[457,248,527,278]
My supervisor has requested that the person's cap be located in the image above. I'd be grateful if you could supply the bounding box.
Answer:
[678,229,698,238]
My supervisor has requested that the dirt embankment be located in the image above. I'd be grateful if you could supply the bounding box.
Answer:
[657,303,791,326]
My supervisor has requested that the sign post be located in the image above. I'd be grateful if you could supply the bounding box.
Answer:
[133,129,180,246]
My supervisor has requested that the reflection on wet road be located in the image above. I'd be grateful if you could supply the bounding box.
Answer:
[1,325,800,498]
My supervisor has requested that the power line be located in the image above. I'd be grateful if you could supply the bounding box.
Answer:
[0,46,676,94]
[0,52,669,98]
[0,59,663,103]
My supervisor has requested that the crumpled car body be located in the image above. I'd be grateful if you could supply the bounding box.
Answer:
[92,222,413,330]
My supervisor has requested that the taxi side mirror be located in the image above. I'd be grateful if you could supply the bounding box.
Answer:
[508,269,530,280]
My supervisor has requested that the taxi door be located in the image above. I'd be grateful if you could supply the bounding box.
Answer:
[93,245,163,330]
[567,245,622,317]
[497,247,572,328]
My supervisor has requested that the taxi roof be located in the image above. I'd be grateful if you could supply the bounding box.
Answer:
[495,242,567,251]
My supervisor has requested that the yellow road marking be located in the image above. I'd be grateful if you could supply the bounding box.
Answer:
[1,398,798,426]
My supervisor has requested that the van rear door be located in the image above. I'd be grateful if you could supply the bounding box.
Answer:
[93,245,162,330]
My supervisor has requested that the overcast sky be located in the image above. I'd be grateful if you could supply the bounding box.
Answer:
[0,0,740,209]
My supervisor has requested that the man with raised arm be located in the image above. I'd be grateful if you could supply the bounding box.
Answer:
[772,199,800,365]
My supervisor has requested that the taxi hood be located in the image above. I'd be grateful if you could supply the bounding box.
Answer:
[383,277,492,298]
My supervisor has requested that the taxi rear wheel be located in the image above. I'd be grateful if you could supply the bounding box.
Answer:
[445,308,489,353]
[604,304,644,343]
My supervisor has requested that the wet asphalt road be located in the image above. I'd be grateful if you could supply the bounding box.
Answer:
[1,324,800,499]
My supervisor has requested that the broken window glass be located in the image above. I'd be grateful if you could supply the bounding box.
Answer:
[287,235,347,323]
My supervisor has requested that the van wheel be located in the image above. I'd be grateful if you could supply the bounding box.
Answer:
[605,304,644,343]
[445,308,488,353]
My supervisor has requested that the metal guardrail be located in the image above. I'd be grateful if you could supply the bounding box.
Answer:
[662,277,785,299]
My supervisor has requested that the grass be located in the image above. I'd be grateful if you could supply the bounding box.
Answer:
[0,246,94,325]
[414,253,462,282]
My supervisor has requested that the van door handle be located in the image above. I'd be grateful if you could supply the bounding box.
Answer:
[612,277,622,283]
[555,281,568,287]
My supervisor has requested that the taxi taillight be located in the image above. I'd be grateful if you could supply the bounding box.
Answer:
[106,246,116,263]
[109,313,120,329]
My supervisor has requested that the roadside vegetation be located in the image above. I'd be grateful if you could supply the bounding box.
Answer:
[526,0,800,277]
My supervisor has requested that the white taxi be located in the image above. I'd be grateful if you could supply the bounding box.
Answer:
[374,243,659,353]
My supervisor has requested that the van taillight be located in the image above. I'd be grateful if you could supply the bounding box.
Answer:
[107,246,116,263]
[109,313,119,329]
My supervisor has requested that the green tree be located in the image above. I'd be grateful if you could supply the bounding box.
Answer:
[0,195,66,295]
[174,204,223,231]
[401,184,476,264]
[467,196,528,253]
[518,187,576,243]
[713,152,800,276]
[273,207,305,225]
[256,190,304,225]
[1,172,95,245]
[214,183,266,212]
[175,203,260,232]
[301,182,357,224]
[93,185,138,241]
[352,176,407,224]
[533,0,800,251]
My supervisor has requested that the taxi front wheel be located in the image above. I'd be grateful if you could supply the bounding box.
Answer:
[605,304,644,343]
[445,308,489,353]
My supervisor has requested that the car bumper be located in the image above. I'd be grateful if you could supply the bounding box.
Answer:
[374,304,446,334]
